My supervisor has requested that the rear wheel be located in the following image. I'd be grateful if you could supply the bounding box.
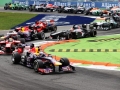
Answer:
[65,33,70,40]
[37,32,45,40]
[90,30,97,37]
[19,38,25,44]
[50,26,57,32]
[4,6,7,10]
[12,52,21,64]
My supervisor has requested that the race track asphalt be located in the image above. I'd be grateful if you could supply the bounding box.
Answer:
[0,8,120,90]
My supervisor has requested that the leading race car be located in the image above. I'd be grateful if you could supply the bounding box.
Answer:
[46,24,97,40]
[12,44,75,74]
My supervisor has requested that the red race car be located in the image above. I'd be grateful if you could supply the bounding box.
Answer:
[15,20,57,33]
[14,20,57,41]
[0,36,25,55]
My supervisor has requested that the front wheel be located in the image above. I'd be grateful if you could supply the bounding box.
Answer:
[59,58,70,66]
[33,60,44,74]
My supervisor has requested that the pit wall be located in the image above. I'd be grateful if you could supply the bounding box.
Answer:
[12,0,120,8]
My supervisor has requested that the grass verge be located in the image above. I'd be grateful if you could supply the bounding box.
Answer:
[45,34,120,64]
[0,12,37,30]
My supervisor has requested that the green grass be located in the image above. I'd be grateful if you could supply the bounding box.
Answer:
[45,34,120,64]
[0,12,37,30]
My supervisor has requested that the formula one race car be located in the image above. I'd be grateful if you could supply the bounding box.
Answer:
[90,16,120,30]
[0,30,25,43]
[29,4,56,12]
[46,24,97,40]
[30,20,57,32]
[15,25,45,41]
[58,5,85,14]
[12,44,75,74]
[29,4,44,12]
[85,7,111,16]
[42,4,57,12]
[14,20,57,41]
[0,35,25,55]
[4,3,28,10]
[110,6,120,14]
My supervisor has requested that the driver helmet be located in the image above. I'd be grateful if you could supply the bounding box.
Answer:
[73,25,79,29]
[21,27,25,32]
[8,38,13,42]
[82,24,87,28]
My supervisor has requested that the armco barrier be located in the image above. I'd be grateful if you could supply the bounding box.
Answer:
[40,40,120,67]
[12,0,120,8]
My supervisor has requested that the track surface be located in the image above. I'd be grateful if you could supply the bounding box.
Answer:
[0,8,120,90]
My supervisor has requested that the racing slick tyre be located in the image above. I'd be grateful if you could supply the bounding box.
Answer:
[51,26,57,32]
[84,11,89,15]
[4,7,7,10]
[65,33,70,40]
[12,35,21,40]
[43,9,47,12]
[37,32,45,40]
[59,58,70,72]
[60,58,70,66]
[12,52,21,64]
[21,55,27,66]
[102,23,111,30]
[90,30,97,37]
[19,38,25,44]
[72,32,82,39]
[73,10,77,14]
[33,60,44,74]
[58,10,62,13]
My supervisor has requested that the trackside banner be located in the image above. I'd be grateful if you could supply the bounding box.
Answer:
[11,14,95,29]
[12,0,120,8]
